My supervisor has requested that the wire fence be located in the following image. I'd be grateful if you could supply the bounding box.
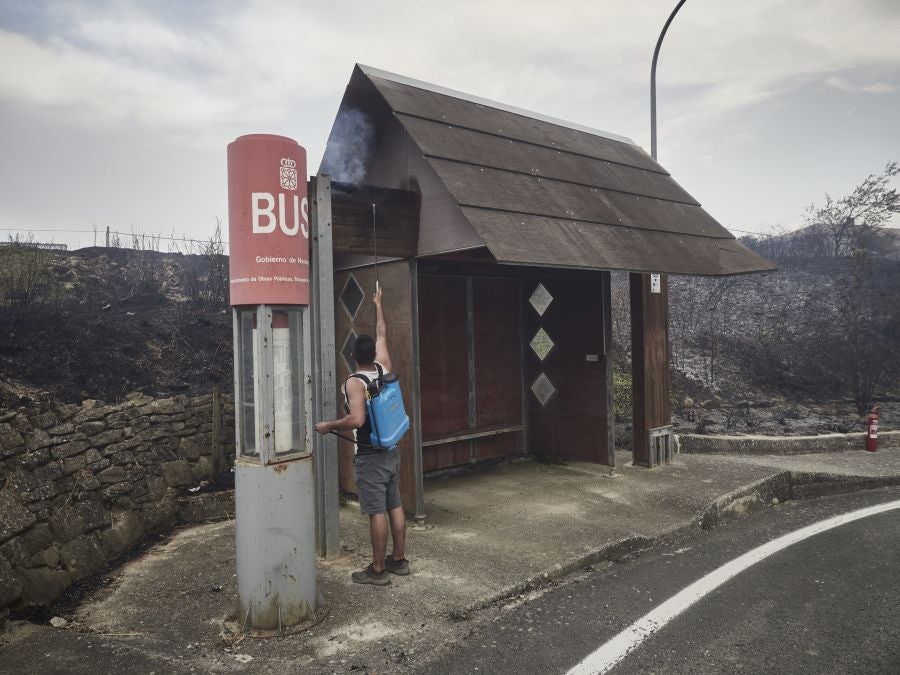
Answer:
[0,226,230,251]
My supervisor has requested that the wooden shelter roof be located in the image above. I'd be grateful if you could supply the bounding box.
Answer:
[324,65,775,276]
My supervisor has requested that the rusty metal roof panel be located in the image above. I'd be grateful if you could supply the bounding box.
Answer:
[460,208,777,275]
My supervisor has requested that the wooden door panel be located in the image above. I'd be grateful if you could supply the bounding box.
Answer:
[525,272,610,463]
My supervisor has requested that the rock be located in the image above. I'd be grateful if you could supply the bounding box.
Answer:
[190,456,212,481]
[0,555,23,606]
[47,422,76,436]
[0,428,25,455]
[59,534,105,582]
[21,523,53,554]
[0,536,30,566]
[31,412,58,429]
[79,421,106,436]
[26,428,53,450]
[49,502,109,543]
[179,437,201,460]
[15,566,72,606]
[98,465,127,484]
[161,459,193,488]
[0,489,37,543]
[98,509,144,558]
[50,439,89,460]
[49,616,68,628]
[61,453,88,476]
[31,545,61,568]
[90,428,123,447]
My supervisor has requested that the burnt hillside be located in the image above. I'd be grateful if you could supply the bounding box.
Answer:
[609,228,900,436]
[0,245,231,406]
[2,240,897,435]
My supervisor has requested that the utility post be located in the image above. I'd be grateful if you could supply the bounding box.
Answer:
[632,0,686,467]
[227,134,322,632]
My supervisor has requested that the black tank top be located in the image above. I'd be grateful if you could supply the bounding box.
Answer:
[343,362,383,454]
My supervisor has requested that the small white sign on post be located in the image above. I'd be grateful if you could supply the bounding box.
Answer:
[650,273,661,294]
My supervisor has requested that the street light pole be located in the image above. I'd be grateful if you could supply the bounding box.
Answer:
[650,0,688,161]
[632,0,688,468]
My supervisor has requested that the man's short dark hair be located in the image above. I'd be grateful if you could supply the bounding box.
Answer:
[353,334,376,366]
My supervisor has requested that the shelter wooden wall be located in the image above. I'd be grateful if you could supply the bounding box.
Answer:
[333,260,417,512]
[417,274,524,471]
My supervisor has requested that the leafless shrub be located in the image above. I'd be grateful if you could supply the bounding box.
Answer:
[173,219,229,309]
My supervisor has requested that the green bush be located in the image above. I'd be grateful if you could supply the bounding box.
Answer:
[613,367,632,419]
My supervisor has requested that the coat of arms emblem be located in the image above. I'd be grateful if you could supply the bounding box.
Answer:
[280,158,298,190]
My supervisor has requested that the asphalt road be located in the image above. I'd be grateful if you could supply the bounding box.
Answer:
[417,486,900,674]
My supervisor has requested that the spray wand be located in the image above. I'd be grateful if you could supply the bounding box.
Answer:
[372,202,379,293]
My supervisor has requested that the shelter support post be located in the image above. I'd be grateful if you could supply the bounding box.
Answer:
[630,272,673,467]
[311,175,341,557]
[409,259,427,526]
[602,272,616,467]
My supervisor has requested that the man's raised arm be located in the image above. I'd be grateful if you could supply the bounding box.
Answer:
[373,286,392,373]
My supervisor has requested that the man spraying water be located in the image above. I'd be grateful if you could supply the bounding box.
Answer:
[314,286,410,585]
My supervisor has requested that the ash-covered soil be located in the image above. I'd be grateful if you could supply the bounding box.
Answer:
[0,246,231,406]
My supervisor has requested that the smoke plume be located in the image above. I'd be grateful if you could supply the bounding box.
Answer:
[320,108,375,185]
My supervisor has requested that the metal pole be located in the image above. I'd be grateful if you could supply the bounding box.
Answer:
[311,175,341,557]
[650,0,688,161]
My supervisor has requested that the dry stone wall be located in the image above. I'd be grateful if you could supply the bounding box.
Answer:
[0,392,235,617]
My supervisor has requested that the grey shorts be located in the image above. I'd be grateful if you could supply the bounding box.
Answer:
[354,449,401,515]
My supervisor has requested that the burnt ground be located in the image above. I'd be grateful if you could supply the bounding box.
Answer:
[0,246,232,406]
[0,244,896,433]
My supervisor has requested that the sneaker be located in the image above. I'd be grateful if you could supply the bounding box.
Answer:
[384,555,410,576]
[351,563,391,586]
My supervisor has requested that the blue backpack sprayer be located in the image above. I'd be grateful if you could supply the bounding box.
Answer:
[330,203,410,451]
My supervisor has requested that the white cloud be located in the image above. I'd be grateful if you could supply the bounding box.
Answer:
[1,0,898,143]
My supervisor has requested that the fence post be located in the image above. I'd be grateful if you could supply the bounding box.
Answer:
[212,384,223,482]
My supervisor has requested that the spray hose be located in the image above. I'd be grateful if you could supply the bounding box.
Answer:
[328,430,390,452]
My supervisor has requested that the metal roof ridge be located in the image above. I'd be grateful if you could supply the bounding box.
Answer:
[357,64,638,148]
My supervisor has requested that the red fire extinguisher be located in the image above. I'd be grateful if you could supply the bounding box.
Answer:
[866,405,879,452]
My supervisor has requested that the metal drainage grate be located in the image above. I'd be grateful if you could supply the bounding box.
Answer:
[340,274,365,320]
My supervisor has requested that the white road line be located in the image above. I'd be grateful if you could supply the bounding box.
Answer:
[567,498,900,675]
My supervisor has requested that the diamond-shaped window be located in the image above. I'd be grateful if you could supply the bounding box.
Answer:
[529,283,553,316]
[530,327,554,361]
[531,372,557,407]
[340,275,365,320]
[340,330,358,374]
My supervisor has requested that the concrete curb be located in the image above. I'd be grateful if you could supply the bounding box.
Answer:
[448,468,900,619]
[678,430,900,456]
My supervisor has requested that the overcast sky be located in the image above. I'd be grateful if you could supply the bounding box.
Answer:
[1,0,898,250]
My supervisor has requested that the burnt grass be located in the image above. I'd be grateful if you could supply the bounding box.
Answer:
[0,246,232,406]
[1,244,897,434]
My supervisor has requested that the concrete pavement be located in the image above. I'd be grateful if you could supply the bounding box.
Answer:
[1,447,899,673]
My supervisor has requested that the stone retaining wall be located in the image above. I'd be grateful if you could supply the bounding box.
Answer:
[678,430,900,455]
[0,392,235,617]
